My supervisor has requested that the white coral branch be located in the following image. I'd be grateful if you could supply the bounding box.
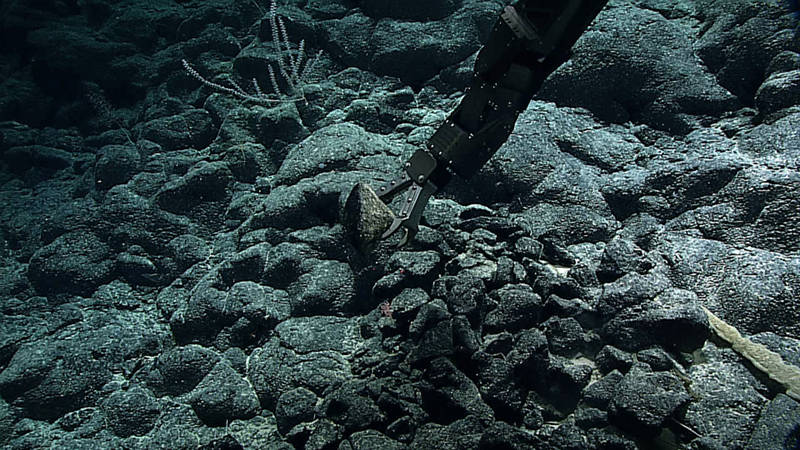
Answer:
[703,306,800,401]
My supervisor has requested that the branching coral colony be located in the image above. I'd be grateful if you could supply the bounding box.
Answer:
[182,0,323,104]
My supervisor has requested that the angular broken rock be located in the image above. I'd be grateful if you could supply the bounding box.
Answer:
[342,182,396,253]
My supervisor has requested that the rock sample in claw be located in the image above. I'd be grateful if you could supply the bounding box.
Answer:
[342,182,395,253]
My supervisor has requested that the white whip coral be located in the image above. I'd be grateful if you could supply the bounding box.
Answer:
[182,0,322,104]
[702,306,800,401]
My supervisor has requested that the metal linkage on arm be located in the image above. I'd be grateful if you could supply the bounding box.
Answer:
[374,150,444,246]
[347,0,609,249]
[427,0,610,180]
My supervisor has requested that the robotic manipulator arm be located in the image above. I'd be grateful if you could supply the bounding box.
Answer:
[343,0,609,252]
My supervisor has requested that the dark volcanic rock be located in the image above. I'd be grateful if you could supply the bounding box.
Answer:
[186,361,260,426]
[540,6,738,133]
[94,144,142,188]
[418,358,494,424]
[27,231,115,297]
[360,0,462,20]
[319,380,384,433]
[755,70,800,116]
[275,387,317,435]
[747,394,800,450]
[100,387,161,437]
[694,0,798,104]
[600,288,709,352]
[139,345,221,397]
[485,283,543,333]
[685,343,768,448]
[609,364,690,436]
[595,345,634,374]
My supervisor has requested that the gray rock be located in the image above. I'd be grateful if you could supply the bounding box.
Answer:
[318,380,384,433]
[597,271,671,319]
[100,387,160,437]
[305,419,344,450]
[390,287,431,318]
[750,332,800,367]
[543,317,588,357]
[222,142,265,182]
[98,186,187,255]
[586,427,638,449]
[595,346,634,374]
[685,342,768,448]
[291,259,358,315]
[574,405,608,429]
[94,144,141,188]
[473,353,524,417]
[601,288,709,352]
[583,370,624,410]
[485,284,543,333]
[154,161,233,214]
[433,273,486,319]
[548,420,588,449]
[140,109,215,152]
[27,231,114,297]
[170,273,291,348]
[695,0,797,103]
[167,234,210,270]
[516,202,617,246]
[766,51,800,75]
[247,339,350,409]
[755,70,800,116]
[545,356,595,412]
[230,281,291,325]
[747,394,800,450]
[597,237,653,281]
[418,358,494,423]
[738,112,800,167]
[140,344,221,397]
[553,124,646,172]
[5,145,72,174]
[275,387,317,435]
[609,364,690,436]
[146,402,245,448]
[247,170,365,231]
[115,250,159,285]
[0,327,143,421]
[658,234,800,337]
[479,421,544,448]
[320,3,496,86]
[26,24,139,90]
[636,348,674,372]
[387,250,442,285]
[541,6,737,133]
[411,416,485,449]
[349,430,405,450]
[0,398,12,446]
[409,300,456,363]
[274,122,386,187]
[360,0,461,20]
[187,361,260,426]
[170,287,237,346]
[261,241,320,287]
[508,329,550,376]
[275,316,360,355]
[602,154,748,221]
[100,1,189,49]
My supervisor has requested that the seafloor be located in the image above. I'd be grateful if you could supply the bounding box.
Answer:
[0,0,799,448]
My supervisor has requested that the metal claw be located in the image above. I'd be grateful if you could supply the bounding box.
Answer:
[376,178,437,246]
